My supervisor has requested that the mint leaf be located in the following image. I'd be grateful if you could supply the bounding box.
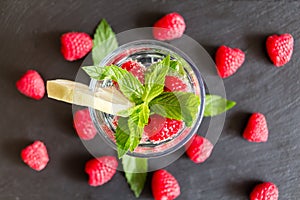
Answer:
[115,116,142,158]
[116,104,149,158]
[150,92,200,127]
[138,103,150,127]
[169,60,185,76]
[115,117,133,158]
[82,65,144,102]
[127,116,143,152]
[127,104,149,151]
[204,94,236,117]
[92,19,118,65]
[81,65,109,80]
[142,55,170,102]
[117,106,136,117]
[122,155,147,198]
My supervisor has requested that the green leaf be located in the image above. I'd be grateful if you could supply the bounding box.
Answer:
[150,92,200,127]
[82,65,144,102]
[115,116,142,158]
[82,66,109,80]
[169,60,185,76]
[127,114,143,152]
[115,104,149,158]
[204,94,236,117]
[115,117,132,158]
[127,104,149,151]
[117,106,136,117]
[142,55,170,102]
[138,103,150,127]
[122,155,148,198]
[92,19,118,65]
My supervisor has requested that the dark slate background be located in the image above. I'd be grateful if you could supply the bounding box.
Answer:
[0,0,299,199]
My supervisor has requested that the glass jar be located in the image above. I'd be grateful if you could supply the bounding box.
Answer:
[89,39,205,158]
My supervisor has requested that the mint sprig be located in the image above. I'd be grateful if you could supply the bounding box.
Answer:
[92,19,118,65]
[83,56,203,158]
[204,94,236,117]
[122,155,147,198]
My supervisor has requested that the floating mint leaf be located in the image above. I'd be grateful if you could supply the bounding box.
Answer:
[92,19,118,65]
[204,94,236,117]
[122,155,147,198]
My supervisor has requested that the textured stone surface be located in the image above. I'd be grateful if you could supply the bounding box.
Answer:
[0,0,299,199]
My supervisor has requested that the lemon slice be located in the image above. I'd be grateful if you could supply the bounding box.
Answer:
[47,79,134,115]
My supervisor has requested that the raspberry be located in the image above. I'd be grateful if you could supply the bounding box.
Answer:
[144,114,183,143]
[152,169,180,200]
[266,33,294,67]
[73,108,97,140]
[61,32,93,61]
[121,60,146,84]
[215,45,245,78]
[21,141,49,171]
[243,113,268,143]
[85,156,118,187]
[250,182,278,200]
[164,76,187,92]
[16,70,45,100]
[101,124,116,142]
[112,116,119,128]
[153,12,186,41]
[186,135,214,164]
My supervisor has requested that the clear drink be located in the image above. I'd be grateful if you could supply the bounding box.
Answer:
[89,40,205,158]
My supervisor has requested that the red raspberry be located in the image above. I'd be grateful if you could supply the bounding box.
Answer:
[21,141,49,171]
[85,156,118,187]
[164,76,187,92]
[61,32,92,61]
[101,124,116,142]
[243,113,268,142]
[16,70,45,100]
[266,33,294,67]
[153,12,186,41]
[144,114,183,143]
[152,169,180,200]
[121,60,146,84]
[250,182,278,200]
[186,135,213,164]
[215,45,245,78]
[112,116,119,128]
[73,108,97,140]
